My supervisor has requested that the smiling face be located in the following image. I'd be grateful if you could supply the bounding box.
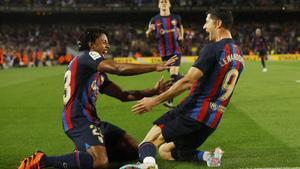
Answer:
[159,0,171,12]
[203,14,218,42]
[89,33,110,55]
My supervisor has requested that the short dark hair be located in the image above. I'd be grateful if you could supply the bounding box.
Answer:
[206,8,233,29]
[78,28,107,51]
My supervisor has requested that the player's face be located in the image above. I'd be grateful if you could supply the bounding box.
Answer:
[90,34,110,55]
[159,0,171,11]
[203,14,217,42]
[255,29,261,37]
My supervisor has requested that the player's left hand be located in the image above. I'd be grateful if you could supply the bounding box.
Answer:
[154,76,172,94]
[132,97,158,114]
[156,55,177,72]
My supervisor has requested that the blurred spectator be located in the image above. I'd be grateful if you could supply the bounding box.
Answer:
[0,21,299,69]
[0,0,299,7]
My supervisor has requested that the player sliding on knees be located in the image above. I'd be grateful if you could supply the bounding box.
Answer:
[122,7,244,169]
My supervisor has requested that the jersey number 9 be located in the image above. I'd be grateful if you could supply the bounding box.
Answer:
[220,69,239,101]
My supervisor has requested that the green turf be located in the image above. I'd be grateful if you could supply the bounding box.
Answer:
[0,61,300,169]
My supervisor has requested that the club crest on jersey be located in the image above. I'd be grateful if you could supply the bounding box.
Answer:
[210,102,218,111]
[171,20,177,25]
[89,51,102,60]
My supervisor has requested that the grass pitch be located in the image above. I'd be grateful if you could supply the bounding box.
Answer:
[0,61,300,169]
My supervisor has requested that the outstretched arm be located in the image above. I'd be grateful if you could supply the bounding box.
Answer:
[102,77,172,102]
[178,25,184,41]
[97,56,176,76]
[132,67,203,114]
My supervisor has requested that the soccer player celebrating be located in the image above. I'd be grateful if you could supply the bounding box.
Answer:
[18,29,176,169]
[146,0,184,108]
[252,28,268,72]
[129,8,244,168]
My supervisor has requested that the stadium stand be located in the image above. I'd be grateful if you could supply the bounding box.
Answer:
[0,0,299,8]
[0,0,299,68]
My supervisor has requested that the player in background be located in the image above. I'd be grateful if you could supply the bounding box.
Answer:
[146,0,184,108]
[18,28,176,169]
[252,28,268,72]
[124,8,244,169]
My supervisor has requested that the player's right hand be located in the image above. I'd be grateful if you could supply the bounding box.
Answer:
[146,24,155,38]
[146,30,153,38]
[145,31,150,38]
[132,97,158,114]
[155,55,177,72]
[149,24,155,31]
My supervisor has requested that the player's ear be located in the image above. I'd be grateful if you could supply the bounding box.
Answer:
[216,20,222,29]
[88,42,94,50]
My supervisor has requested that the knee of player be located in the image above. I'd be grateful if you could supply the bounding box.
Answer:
[158,145,168,158]
[158,144,173,160]
[93,158,109,169]
[158,134,165,142]
[152,134,165,147]
[140,125,163,145]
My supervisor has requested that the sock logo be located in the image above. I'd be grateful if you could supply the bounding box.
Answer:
[63,162,68,169]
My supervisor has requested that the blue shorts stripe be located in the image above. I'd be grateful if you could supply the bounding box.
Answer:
[62,109,69,131]
[82,89,93,122]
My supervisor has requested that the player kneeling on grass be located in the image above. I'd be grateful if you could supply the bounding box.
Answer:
[121,8,244,169]
[18,28,176,169]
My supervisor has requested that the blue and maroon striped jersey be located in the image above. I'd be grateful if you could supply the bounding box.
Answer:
[177,39,244,129]
[149,14,182,57]
[62,51,111,132]
[252,36,267,51]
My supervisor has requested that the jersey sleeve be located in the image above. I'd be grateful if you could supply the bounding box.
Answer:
[99,73,112,94]
[79,51,104,73]
[192,44,216,74]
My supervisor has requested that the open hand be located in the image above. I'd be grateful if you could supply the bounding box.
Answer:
[132,97,158,114]
[154,76,172,94]
[156,55,177,72]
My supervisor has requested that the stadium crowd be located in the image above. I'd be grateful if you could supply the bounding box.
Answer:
[0,21,299,69]
[0,0,299,8]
